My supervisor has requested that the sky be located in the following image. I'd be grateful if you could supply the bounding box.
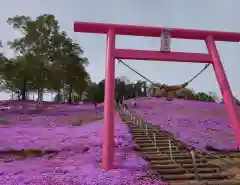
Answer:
[0,0,239,101]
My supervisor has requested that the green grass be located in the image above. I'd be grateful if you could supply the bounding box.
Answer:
[0,120,9,124]
[71,115,103,126]
[0,149,58,158]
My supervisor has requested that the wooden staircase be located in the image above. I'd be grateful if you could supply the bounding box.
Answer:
[119,111,240,185]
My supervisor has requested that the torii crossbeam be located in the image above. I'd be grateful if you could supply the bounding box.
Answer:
[74,21,240,170]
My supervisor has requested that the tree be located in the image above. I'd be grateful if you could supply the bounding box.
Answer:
[0,43,6,90]
[208,91,219,102]
[195,92,215,102]
[7,15,60,103]
[118,75,130,84]
[5,14,90,104]
[221,96,240,106]
[134,80,146,97]
[48,30,90,104]
[115,78,127,98]
[2,56,33,100]
[85,82,100,102]
[84,78,130,103]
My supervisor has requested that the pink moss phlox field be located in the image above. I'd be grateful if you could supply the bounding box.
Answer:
[0,101,167,185]
[0,101,101,127]
[125,98,239,151]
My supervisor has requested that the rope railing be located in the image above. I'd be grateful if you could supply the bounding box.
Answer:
[117,59,211,88]
[190,149,199,180]
[168,140,173,161]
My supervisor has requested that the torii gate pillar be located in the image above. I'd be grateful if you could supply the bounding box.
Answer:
[102,29,116,169]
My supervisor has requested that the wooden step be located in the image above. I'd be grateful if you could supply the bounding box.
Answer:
[167,155,193,160]
[134,138,172,143]
[142,150,189,156]
[132,130,167,136]
[198,172,233,180]
[135,140,172,146]
[188,168,219,173]
[154,168,186,174]
[131,131,146,134]
[161,173,230,181]
[155,143,180,148]
[148,163,180,169]
[131,128,156,132]
[132,134,148,137]
[137,143,155,147]
[161,173,196,181]
[154,146,179,150]
[169,180,240,185]
[182,163,215,168]
[142,151,161,155]
[135,139,175,143]
[137,144,178,151]
[150,159,175,165]
[144,153,209,162]
[175,159,207,164]
[122,121,132,124]
[154,136,171,139]
[130,130,142,134]
[134,134,169,139]
[138,148,158,153]
[199,155,229,160]
[163,150,191,155]
[146,154,192,160]
[131,130,169,135]
[134,136,171,140]
[144,154,172,160]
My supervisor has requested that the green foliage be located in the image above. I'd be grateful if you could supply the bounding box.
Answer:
[0,149,57,158]
[0,120,8,124]
[221,96,240,106]
[1,14,90,103]
[53,93,63,102]
[83,77,153,103]
[194,92,215,102]
[85,81,105,103]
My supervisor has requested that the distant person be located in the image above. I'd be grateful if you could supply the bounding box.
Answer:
[131,98,136,107]
[115,92,121,108]
[119,96,123,106]
[116,97,120,107]
[93,101,97,109]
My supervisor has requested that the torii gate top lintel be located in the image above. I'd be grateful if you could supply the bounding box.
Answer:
[74,21,240,42]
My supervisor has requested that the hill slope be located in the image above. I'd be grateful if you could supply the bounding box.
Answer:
[125,97,240,151]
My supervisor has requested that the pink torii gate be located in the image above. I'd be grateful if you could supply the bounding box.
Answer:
[74,21,240,170]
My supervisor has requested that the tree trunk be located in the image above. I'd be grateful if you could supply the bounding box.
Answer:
[144,83,147,96]
[56,89,61,103]
[21,76,27,100]
[37,89,43,101]
[36,89,44,110]
[17,91,21,100]
[37,68,44,109]
[78,91,83,101]
[68,84,73,104]
[36,67,44,102]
